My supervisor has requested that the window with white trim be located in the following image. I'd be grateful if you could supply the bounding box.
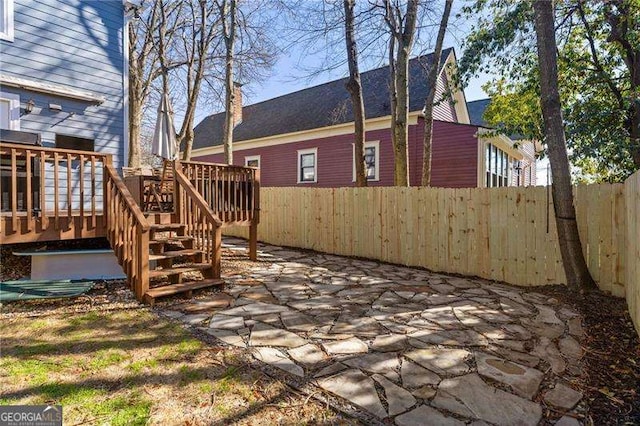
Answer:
[0,91,20,130]
[353,141,380,181]
[245,155,260,168]
[297,148,317,183]
[0,0,14,42]
[485,143,510,187]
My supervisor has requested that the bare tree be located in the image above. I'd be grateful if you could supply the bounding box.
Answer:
[219,0,237,165]
[421,0,452,186]
[128,0,161,169]
[384,0,419,186]
[128,0,184,168]
[178,0,223,160]
[533,0,596,291]
[344,0,367,186]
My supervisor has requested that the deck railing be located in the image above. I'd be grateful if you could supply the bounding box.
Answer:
[180,160,260,225]
[104,163,150,299]
[174,162,222,277]
[0,142,110,237]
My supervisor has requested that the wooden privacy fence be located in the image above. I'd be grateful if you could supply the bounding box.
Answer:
[226,183,629,294]
[227,175,640,335]
[624,172,640,335]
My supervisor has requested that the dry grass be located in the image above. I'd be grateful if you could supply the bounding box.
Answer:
[0,308,357,425]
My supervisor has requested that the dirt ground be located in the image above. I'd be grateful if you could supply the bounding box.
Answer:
[535,286,640,425]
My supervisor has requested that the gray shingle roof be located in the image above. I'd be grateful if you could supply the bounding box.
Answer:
[192,48,455,150]
[467,98,491,128]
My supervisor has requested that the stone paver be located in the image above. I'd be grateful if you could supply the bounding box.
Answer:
[253,347,304,377]
[396,405,464,426]
[432,373,542,426]
[209,314,244,330]
[322,337,368,355]
[371,334,408,352]
[544,383,583,410]
[162,238,586,425]
[372,374,416,416]
[287,343,328,367]
[317,369,386,418]
[404,348,471,376]
[476,352,544,399]
[401,359,440,388]
[344,352,400,380]
[249,323,307,348]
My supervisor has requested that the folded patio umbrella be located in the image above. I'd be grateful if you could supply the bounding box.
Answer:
[151,92,178,161]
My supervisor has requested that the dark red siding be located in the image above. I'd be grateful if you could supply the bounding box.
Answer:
[194,120,479,188]
[426,120,479,188]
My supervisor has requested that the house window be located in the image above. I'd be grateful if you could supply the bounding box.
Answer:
[353,141,380,181]
[0,91,20,130]
[56,134,95,152]
[0,0,14,42]
[297,148,317,183]
[485,143,510,187]
[245,155,260,168]
[513,160,523,186]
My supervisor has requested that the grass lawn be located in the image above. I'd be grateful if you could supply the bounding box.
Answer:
[0,308,354,425]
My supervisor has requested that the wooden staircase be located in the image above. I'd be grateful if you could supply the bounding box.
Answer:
[104,161,225,305]
[143,222,223,305]
[1,141,259,305]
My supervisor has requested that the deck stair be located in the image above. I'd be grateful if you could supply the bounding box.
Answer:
[143,220,223,306]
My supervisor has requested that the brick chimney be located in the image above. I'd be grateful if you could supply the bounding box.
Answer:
[233,81,243,126]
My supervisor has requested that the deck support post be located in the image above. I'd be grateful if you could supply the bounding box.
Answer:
[135,226,149,300]
[249,169,260,261]
[213,225,222,278]
[249,222,258,261]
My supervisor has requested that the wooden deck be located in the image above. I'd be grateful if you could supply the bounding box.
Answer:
[0,140,260,304]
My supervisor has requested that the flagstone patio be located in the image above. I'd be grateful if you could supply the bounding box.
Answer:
[158,238,586,425]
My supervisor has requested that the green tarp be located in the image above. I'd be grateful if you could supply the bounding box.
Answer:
[0,280,95,301]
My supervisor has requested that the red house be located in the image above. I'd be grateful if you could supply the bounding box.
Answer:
[191,49,537,188]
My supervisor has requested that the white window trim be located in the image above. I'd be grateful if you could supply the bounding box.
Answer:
[352,140,380,182]
[482,142,514,188]
[244,154,261,168]
[297,147,317,184]
[0,91,20,130]
[0,0,14,42]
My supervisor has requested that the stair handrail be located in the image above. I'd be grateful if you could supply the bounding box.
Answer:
[173,161,223,277]
[174,165,223,227]
[105,164,150,231]
[104,162,150,300]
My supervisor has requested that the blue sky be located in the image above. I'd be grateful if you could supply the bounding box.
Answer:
[237,3,493,108]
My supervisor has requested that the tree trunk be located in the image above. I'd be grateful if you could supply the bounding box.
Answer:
[128,24,142,169]
[128,95,142,168]
[391,0,418,187]
[421,0,452,186]
[343,0,367,187]
[388,34,398,182]
[394,50,410,187]
[533,0,596,291]
[222,0,237,165]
